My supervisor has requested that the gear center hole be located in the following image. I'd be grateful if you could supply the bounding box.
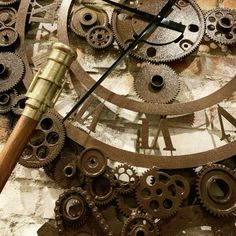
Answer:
[151,75,164,90]
[84,13,92,22]
[136,230,145,236]
[220,17,232,28]
[64,165,75,177]
[66,199,82,218]
[0,93,10,105]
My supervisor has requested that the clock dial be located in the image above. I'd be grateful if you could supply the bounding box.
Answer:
[1,0,236,235]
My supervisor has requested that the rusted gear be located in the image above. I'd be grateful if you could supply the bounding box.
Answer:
[54,156,84,189]
[205,8,236,45]
[86,25,114,49]
[136,167,183,218]
[70,5,109,38]
[196,164,236,217]
[0,89,16,114]
[0,26,18,48]
[0,0,19,6]
[113,164,139,194]
[78,147,107,177]
[121,212,159,236]
[54,188,89,232]
[0,53,24,93]
[11,94,26,115]
[116,192,139,217]
[19,112,65,168]
[111,0,205,63]
[85,170,116,206]
[0,7,17,27]
[133,64,180,104]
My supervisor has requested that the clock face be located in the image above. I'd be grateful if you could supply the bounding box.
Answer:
[2,0,236,235]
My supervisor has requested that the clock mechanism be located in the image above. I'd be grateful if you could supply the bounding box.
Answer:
[0,0,236,235]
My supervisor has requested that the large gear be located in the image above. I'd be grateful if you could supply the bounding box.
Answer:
[111,0,205,63]
[136,167,183,219]
[205,8,236,45]
[0,52,24,93]
[196,164,236,217]
[70,5,109,38]
[121,212,159,236]
[19,112,65,168]
[133,64,180,104]
[0,7,17,27]
[0,26,18,48]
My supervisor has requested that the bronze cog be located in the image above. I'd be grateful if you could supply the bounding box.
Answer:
[196,164,236,217]
[19,112,65,168]
[0,89,16,114]
[133,64,180,104]
[121,212,159,236]
[0,52,24,93]
[0,7,17,27]
[136,167,183,219]
[205,8,236,45]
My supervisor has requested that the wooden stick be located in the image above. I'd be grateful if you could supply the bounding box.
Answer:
[0,115,38,192]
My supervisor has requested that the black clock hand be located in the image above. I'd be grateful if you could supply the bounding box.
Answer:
[102,0,186,33]
[63,0,177,122]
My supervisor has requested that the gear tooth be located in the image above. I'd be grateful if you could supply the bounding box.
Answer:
[0,0,19,6]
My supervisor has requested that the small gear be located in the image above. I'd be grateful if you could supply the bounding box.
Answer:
[11,94,26,115]
[0,53,24,93]
[205,8,236,45]
[136,167,183,219]
[0,26,18,48]
[19,112,65,168]
[121,212,159,236]
[0,0,19,6]
[133,64,180,104]
[70,5,109,38]
[113,164,139,195]
[85,170,116,206]
[86,25,114,49]
[0,89,16,114]
[0,7,17,27]
[78,147,107,177]
[196,164,236,217]
[54,156,84,189]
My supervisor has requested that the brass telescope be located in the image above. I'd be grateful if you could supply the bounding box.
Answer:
[0,42,77,192]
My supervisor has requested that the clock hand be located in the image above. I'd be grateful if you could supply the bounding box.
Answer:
[102,0,186,33]
[63,0,177,122]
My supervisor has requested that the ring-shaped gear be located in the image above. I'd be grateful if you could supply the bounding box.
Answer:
[19,112,65,168]
[54,188,89,232]
[121,212,159,236]
[136,167,183,219]
[85,170,116,206]
[78,147,107,177]
[11,94,26,115]
[54,156,84,189]
[0,53,24,93]
[0,7,17,27]
[0,89,16,114]
[0,26,18,48]
[113,164,139,195]
[196,164,236,217]
[70,5,109,38]
[112,0,205,63]
[0,0,19,6]
[133,64,180,104]
[86,25,114,49]
[205,8,236,45]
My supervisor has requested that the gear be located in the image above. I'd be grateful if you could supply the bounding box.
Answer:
[111,0,205,63]
[196,164,236,217]
[11,94,26,115]
[0,26,18,48]
[205,8,236,45]
[136,167,183,219]
[85,170,116,206]
[19,112,65,168]
[0,53,24,93]
[121,212,159,236]
[133,64,180,104]
[86,25,114,49]
[113,164,139,195]
[70,5,109,38]
[54,156,84,189]
[0,0,19,6]
[43,157,60,180]
[78,147,107,177]
[0,89,16,114]
[0,7,17,27]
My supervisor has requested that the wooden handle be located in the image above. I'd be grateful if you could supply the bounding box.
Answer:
[0,115,38,192]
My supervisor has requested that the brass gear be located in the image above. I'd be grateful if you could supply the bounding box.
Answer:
[205,8,236,45]
[133,64,180,104]
[196,164,236,217]
[0,89,16,114]
[0,7,17,27]
[19,112,65,168]
[0,26,18,48]
[0,52,24,93]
